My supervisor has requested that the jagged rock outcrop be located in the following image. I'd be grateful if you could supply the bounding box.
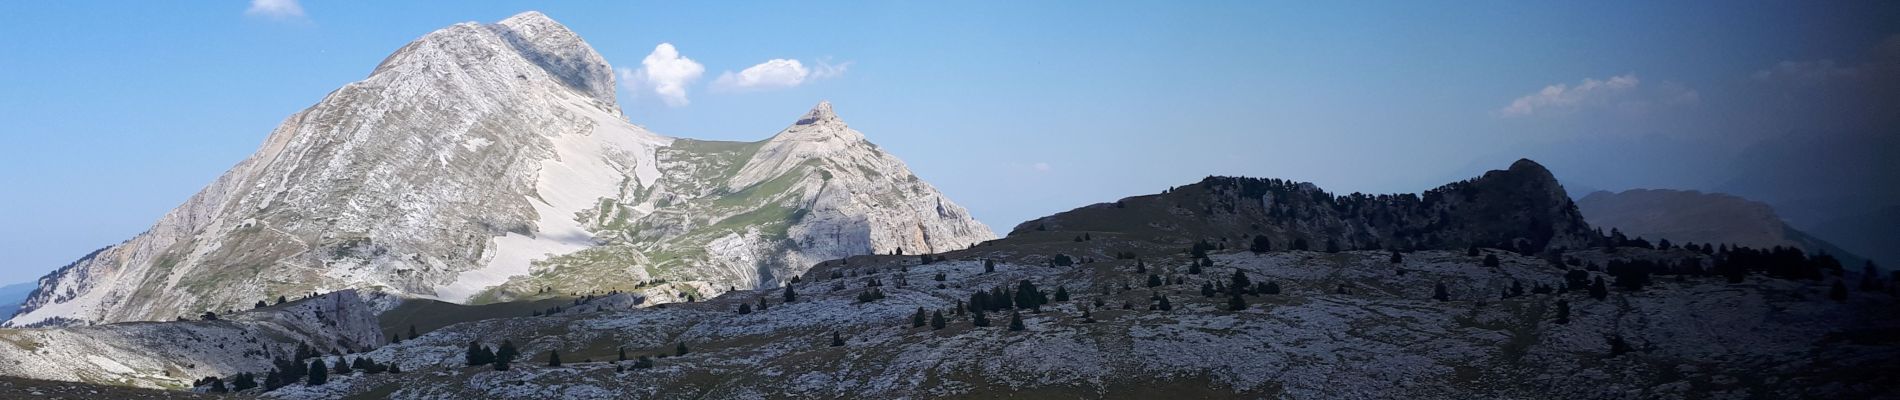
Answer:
[7,12,990,327]
[1012,158,1596,254]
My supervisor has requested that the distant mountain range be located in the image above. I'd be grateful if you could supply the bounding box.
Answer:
[1577,189,1868,267]
[0,282,32,319]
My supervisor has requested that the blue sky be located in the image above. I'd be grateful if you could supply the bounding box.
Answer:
[1,1,1896,283]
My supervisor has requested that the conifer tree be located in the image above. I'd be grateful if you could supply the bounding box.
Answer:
[1433,282,1450,301]
[757,296,768,312]
[546,349,562,367]
[333,358,352,375]
[408,325,418,341]
[1251,235,1272,253]
[1156,295,1173,311]
[676,342,689,356]
[1054,286,1070,302]
[738,303,752,314]
[1468,245,1482,257]
[784,284,797,304]
[618,347,628,362]
[1227,292,1247,311]
[1200,282,1217,297]
[1554,300,1571,324]
[1483,254,1501,268]
[634,355,654,369]
[984,259,996,273]
[497,340,518,365]
[1230,270,1253,294]
[233,372,257,391]
[972,311,992,327]
[1007,311,1025,331]
[1146,274,1163,287]
[1188,261,1203,275]
[1135,260,1147,273]
[306,360,327,385]
[931,310,947,330]
[1263,281,1281,295]
[831,331,846,346]
[1589,276,1609,300]
[1080,308,1095,323]
[912,307,927,328]
[1390,251,1403,264]
[208,377,228,393]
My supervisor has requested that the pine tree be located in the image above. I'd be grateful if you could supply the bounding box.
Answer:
[1007,311,1026,331]
[547,349,562,367]
[1250,235,1271,253]
[972,311,992,327]
[233,372,257,391]
[1054,286,1070,302]
[1589,276,1609,300]
[277,295,288,305]
[912,307,927,328]
[1483,254,1501,268]
[1554,300,1571,324]
[1230,270,1253,294]
[493,340,517,371]
[306,360,328,386]
[1467,245,1482,257]
[984,259,996,273]
[1135,260,1147,273]
[208,377,228,393]
[1389,251,1403,264]
[1227,292,1247,311]
[784,284,797,304]
[333,357,352,375]
[1156,295,1174,311]
[1292,238,1309,251]
[738,303,752,314]
[408,325,418,341]
[1188,260,1203,275]
[618,347,628,362]
[1263,281,1281,295]
[633,355,654,369]
[1433,282,1450,301]
[676,342,689,356]
[1080,308,1095,323]
[931,310,947,330]
[1830,280,1849,303]
[466,342,488,366]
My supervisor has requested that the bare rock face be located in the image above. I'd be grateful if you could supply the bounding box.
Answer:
[7,12,991,327]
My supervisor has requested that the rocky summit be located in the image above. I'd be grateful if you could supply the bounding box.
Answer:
[5,11,991,327]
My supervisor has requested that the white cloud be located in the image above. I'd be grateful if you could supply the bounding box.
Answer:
[712,58,850,91]
[1031,162,1052,172]
[619,43,704,107]
[1499,74,1640,117]
[1752,60,1862,84]
[245,0,304,19]
[714,59,809,90]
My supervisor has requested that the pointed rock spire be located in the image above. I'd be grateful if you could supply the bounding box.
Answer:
[796,101,843,126]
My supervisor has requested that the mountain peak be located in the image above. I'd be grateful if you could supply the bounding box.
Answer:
[488,11,617,108]
[795,100,842,126]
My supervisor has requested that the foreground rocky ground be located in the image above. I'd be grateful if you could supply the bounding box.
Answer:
[252,242,1898,399]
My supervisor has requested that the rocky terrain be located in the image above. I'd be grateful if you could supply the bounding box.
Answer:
[1578,189,1867,266]
[167,160,1895,399]
[7,12,990,327]
[0,291,382,389]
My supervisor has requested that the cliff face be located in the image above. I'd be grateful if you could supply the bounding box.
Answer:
[8,12,991,326]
